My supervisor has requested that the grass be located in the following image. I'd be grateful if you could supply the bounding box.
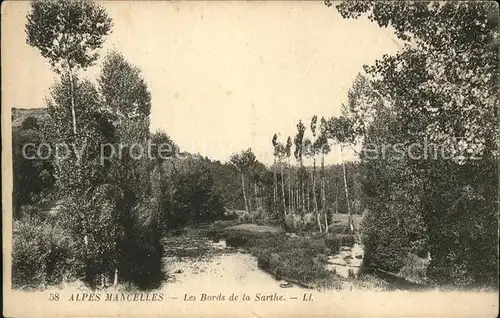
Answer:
[202,213,399,291]
[207,226,346,289]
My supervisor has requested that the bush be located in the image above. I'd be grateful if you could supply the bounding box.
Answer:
[398,253,429,284]
[119,201,164,290]
[353,273,391,291]
[284,214,305,232]
[324,234,356,251]
[303,213,317,230]
[160,158,226,228]
[19,204,46,220]
[58,186,124,289]
[12,217,77,288]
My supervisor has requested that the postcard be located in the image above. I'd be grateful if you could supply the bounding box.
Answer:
[2,1,498,317]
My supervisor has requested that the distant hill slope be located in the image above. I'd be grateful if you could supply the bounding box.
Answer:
[12,107,49,128]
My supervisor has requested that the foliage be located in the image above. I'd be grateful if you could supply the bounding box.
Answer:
[333,1,499,287]
[156,157,226,229]
[26,0,112,72]
[99,50,151,122]
[57,185,124,288]
[118,200,163,290]
[324,233,356,250]
[46,75,113,192]
[12,118,56,218]
[12,216,77,288]
[216,228,340,286]
[398,253,430,285]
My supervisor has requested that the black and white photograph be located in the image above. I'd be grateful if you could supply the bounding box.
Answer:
[2,1,499,317]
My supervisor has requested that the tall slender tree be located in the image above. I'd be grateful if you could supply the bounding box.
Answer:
[316,117,332,232]
[325,116,356,232]
[272,134,288,216]
[271,135,278,205]
[310,116,321,231]
[26,0,112,135]
[294,120,306,214]
[285,137,293,214]
[230,149,256,213]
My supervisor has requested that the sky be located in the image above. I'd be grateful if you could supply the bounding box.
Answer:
[2,1,402,166]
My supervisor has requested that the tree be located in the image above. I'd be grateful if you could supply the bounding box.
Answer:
[272,134,288,217]
[324,116,356,232]
[46,75,111,193]
[317,117,332,232]
[160,157,225,227]
[307,116,322,232]
[99,51,151,126]
[230,149,256,213]
[46,74,123,288]
[285,137,293,214]
[98,53,162,287]
[99,51,153,202]
[26,0,112,135]
[13,118,55,218]
[272,135,278,205]
[332,1,499,286]
[294,120,306,214]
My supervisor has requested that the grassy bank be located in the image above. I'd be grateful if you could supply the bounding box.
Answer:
[205,224,359,290]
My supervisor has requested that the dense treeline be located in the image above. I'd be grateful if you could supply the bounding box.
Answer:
[12,0,226,290]
[327,1,499,288]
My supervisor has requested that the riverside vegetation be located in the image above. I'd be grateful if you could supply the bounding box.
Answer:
[12,0,498,292]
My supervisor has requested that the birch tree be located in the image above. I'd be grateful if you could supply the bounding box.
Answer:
[325,116,356,232]
[230,149,256,213]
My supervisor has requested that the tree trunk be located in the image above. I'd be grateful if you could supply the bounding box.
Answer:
[322,178,328,233]
[273,160,277,204]
[254,181,258,211]
[66,64,77,135]
[296,188,299,215]
[280,162,286,216]
[302,183,306,215]
[241,173,249,213]
[306,189,311,213]
[311,158,321,233]
[340,145,353,232]
[113,268,118,287]
[321,155,327,232]
[335,182,339,215]
[287,158,292,214]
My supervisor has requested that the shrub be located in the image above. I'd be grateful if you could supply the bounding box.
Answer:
[303,213,316,230]
[324,234,356,251]
[398,253,429,284]
[353,273,390,291]
[58,186,124,289]
[12,217,77,288]
[160,158,226,228]
[119,201,164,290]
[20,204,46,220]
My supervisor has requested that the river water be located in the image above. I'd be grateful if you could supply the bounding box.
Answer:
[6,229,497,317]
